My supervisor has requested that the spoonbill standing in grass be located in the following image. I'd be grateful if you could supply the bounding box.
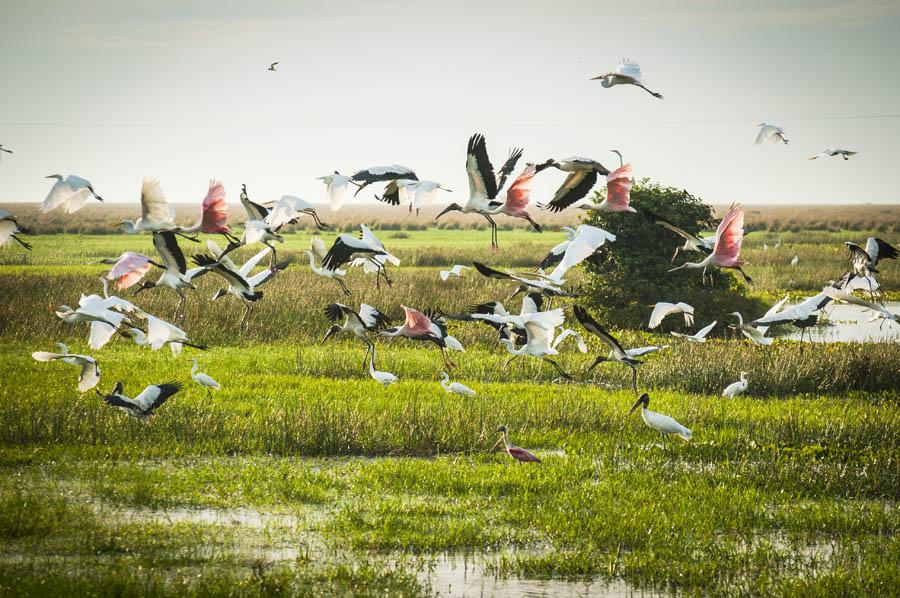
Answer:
[440,372,476,397]
[321,224,399,288]
[42,174,104,213]
[439,265,470,281]
[648,302,694,330]
[755,123,789,145]
[132,231,209,319]
[668,204,753,285]
[0,210,32,250]
[323,302,392,370]
[435,133,523,250]
[573,305,642,391]
[32,343,100,392]
[643,209,715,263]
[305,237,350,295]
[100,381,181,419]
[723,372,749,397]
[492,425,541,463]
[317,172,353,212]
[190,358,220,398]
[543,225,616,284]
[182,180,241,245]
[120,177,180,234]
[368,346,398,388]
[591,59,663,99]
[670,320,717,343]
[629,394,692,442]
[809,149,857,160]
[537,157,609,213]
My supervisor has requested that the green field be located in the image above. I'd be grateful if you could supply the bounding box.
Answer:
[1,227,899,596]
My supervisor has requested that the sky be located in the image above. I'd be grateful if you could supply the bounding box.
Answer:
[1,0,899,208]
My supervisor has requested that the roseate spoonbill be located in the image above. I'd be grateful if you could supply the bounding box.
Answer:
[322,224,399,288]
[722,372,748,397]
[42,174,104,213]
[440,372,475,396]
[133,231,209,318]
[538,157,609,213]
[190,358,220,398]
[573,305,642,391]
[755,123,789,145]
[486,163,549,232]
[0,210,32,250]
[543,225,616,284]
[649,302,694,330]
[492,425,541,463]
[747,290,831,346]
[101,253,156,290]
[670,320,717,343]
[809,149,857,160]
[100,381,181,419]
[439,265,470,281]
[668,204,753,285]
[591,59,663,99]
[305,237,350,295]
[472,262,576,299]
[323,302,391,370]
[435,133,523,250]
[268,62,278,71]
[192,249,284,330]
[573,163,636,213]
[317,172,353,212]
[351,164,417,197]
[629,394,692,441]
[266,194,328,231]
[378,306,457,369]
[32,342,100,392]
[406,180,451,215]
[368,346,398,387]
[182,180,241,245]
[643,209,715,262]
[484,308,584,380]
[121,177,184,234]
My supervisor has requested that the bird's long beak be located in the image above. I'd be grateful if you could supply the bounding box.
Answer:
[587,357,604,372]
[435,205,455,221]
[490,437,503,452]
[132,285,146,296]
[628,398,643,415]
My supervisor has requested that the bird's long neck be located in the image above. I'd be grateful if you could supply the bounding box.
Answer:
[440,374,449,390]
[502,430,510,448]
[305,252,318,269]
[191,362,198,375]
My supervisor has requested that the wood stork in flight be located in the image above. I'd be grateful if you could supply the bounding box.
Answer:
[648,302,694,330]
[809,149,857,160]
[573,305,642,391]
[538,157,609,213]
[668,204,753,285]
[190,358,220,398]
[543,225,616,284]
[670,320,717,343]
[321,224,399,288]
[472,261,577,299]
[643,209,715,263]
[440,372,476,396]
[42,174,104,213]
[32,343,101,392]
[133,231,209,319]
[439,264,470,281]
[592,59,663,99]
[539,227,578,269]
[845,238,898,298]
[755,123,789,145]
[492,425,541,463]
[317,172,353,212]
[449,293,545,347]
[182,180,241,245]
[629,394,692,442]
[722,372,749,397]
[435,133,523,250]
[0,210,32,250]
[824,285,898,323]
[351,164,417,198]
[121,177,182,234]
[100,381,181,419]
[746,291,829,346]
[323,302,391,370]
[306,237,350,295]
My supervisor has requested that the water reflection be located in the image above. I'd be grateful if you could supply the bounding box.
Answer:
[777,302,899,343]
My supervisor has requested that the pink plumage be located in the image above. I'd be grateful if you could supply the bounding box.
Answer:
[504,165,536,214]
[604,163,635,212]
[506,444,541,463]
[198,180,231,234]
[106,252,153,290]
[401,305,439,337]
[712,204,746,267]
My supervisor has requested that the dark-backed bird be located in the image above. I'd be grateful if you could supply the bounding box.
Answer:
[629,394,692,441]
[100,381,181,419]
[538,157,609,213]
[573,305,642,391]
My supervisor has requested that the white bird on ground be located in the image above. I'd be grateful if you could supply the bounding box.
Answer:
[406,180,452,215]
[671,320,717,343]
[483,308,585,379]
[101,381,181,419]
[190,358,220,398]
[755,123,789,145]
[322,224,400,287]
[573,305,642,391]
[722,372,749,397]
[120,177,177,233]
[0,210,32,250]
[42,174,104,213]
[439,265,470,281]
[629,394,692,441]
[368,346,398,387]
[648,302,694,330]
[790,255,799,267]
[322,302,392,370]
[591,59,663,99]
[32,342,100,392]
[265,194,328,231]
[440,372,476,396]
[544,225,616,284]
[305,237,350,295]
[317,172,353,212]
[809,149,857,160]
[133,231,208,318]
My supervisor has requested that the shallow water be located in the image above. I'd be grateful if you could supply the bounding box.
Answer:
[777,302,899,343]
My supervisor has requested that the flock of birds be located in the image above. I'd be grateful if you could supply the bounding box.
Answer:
[2,57,895,461]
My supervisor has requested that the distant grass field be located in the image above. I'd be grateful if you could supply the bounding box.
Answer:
[1,221,899,596]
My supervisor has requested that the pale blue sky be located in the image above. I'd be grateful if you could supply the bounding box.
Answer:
[1,0,899,207]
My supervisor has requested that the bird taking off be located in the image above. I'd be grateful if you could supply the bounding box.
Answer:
[809,149,857,161]
[591,59,663,99]
[755,123,789,145]
[268,62,279,71]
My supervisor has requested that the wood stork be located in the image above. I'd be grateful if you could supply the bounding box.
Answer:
[435,133,523,250]
[42,174,104,213]
[543,225,616,284]
[373,178,418,207]
[321,224,399,288]
[368,346,398,387]
[572,163,636,213]
[722,372,748,397]
[101,252,156,290]
[266,194,328,231]
[824,286,898,323]
[592,59,663,98]
[236,184,283,268]
[100,381,181,419]
[449,293,545,347]
[121,177,179,234]
[492,425,541,463]
[323,302,391,370]
[809,149,857,160]
[405,180,452,215]
[649,302,694,330]
[0,210,32,250]
[668,204,753,285]
[439,265,470,281]
[378,306,458,369]
[351,164,417,197]
[317,172,353,212]
[671,320,717,343]
[181,180,241,245]
[747,290,831,347]
[133,232,209,318]
[755,123,789,145]
[483,307,584,380]
[573,305,642,391]
[472,261,577,299]
[629,394,692,442]
[643,209,715,263]
[306,237,350,295]
[32,342,100,392]
[190,358,220,398]
[268,62,278,71]
[845,238,898,298]
[538,157,609,213]
[440,372,475,396]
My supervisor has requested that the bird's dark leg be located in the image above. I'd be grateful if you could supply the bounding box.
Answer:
[524,214,542,233]
[484,214,499,252]
[363,342,372,372]
[11,235,32,250]
[264,242,277,270]
[544,358,572,380]
[377,262,393,287]
[239,301,253,331]
[175,231,200,243]
[503,355,519,369]
[630,366,638,392]
[306,209,329,231]
[442,348,456,370]
[206,388,212,400]
[337,277,352,296]
[737,267,754,286]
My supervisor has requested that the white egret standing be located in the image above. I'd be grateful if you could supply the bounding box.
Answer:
[190,358,220,398]
[723,372,749,397]
[368,346,398,388]
[440,372,476,396]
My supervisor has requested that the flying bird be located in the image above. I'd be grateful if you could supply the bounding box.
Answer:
[809,149,857,160]
[484,307,584,380]
[439,264,470,281]
[182,180,240,245]
[629,394,692,442]
[543,225,616,284]
[472,261,577,299]
[0,144,12,160]
[670,320,717,343]
[32,342,100,392]
[321,224,399,287]
[351,165,417,198]
[323,302,391,370]
[101,252,156,290]
[0,210,32,250]
[591,59,663,99]
[722,372,749,398]
[755,123,789,145]
[101,381,181,419]
[573,305,642,391]
[305,237,350,295]
[266,195,328,231]
[236,184,283,267]
[317,172,353,212]
[268,62,279,71]
[648,302,694,330]
[486,163,548,232]
[643,209,715,263]
[121,177,178,234]
[405,180,452,215]
[42,174,104,214]
[378,306,460,370]
[538,157,609,213]
[574,163,636,213]
[668,204,753,285]
[132,231,208,318]
[492,425,541,463]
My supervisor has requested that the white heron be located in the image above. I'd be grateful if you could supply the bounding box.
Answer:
[0,210,32,250]
[755,123,789,145]
[648,302,694,330]
[809,149,857,160]
[591,59,663,99]
[100,381,181,419]
[727,312,775,346]
[266,194,328,231]
[305,237,350,295]
[790,255,799,267]
[368,346,398,387]
[56,281,140,350]
[439,265,470,281]
[317,172,353,212]
[670,320,717,343]
[722,372,749,397]
[629,394,692,442]
[543,225,616,284]
[321,224,400,287]
[42,174,104,213]
[190,358,220,398]
[405,180,452,215]
[120,177,178,234]
[32,342,100,392]
[235,184,284,268]
[440,372,476,396]
[454,293,545,347]
[482,308,585,380]
[144,313,207,355]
